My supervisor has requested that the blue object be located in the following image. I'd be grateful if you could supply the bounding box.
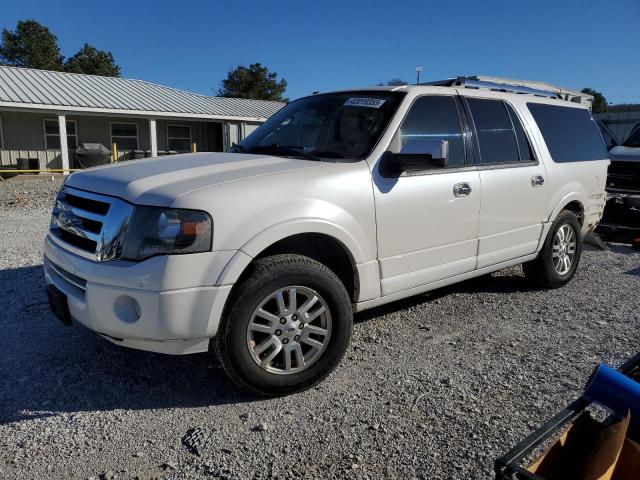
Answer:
[584,363,640,439]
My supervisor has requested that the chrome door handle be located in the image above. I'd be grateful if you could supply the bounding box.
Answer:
[531,175,545,187]
[453,182,472,197]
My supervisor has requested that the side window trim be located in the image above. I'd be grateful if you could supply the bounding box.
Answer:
[461,95,539,168]
[457,95,479,166]
[504,101,538,163]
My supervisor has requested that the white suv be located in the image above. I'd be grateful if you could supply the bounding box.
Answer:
[44,77,609,395]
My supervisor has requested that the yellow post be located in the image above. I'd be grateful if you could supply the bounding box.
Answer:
[191,142,197,153]
[112,143,118,163]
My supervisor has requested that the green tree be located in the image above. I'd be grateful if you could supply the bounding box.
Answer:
[377,78,408,86]
[0,19,63,70]
[218,63,287,101]
[64,43,121,77]
[582,88,607,114]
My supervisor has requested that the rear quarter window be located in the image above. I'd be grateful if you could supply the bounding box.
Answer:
[527,103,607,163]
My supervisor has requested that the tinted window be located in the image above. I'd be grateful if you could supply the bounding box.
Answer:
[527,103,607,162]
[467,98,519,163]
[398,96,465,167]
[505,103,534,161]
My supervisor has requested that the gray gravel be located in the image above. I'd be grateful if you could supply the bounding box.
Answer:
[1,178,639,479]
[0,175,63,209]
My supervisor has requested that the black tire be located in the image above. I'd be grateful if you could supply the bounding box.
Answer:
[523,210,583,288]
[213,254,353,396]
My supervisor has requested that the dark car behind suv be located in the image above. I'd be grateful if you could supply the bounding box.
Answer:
[597,121,640,245]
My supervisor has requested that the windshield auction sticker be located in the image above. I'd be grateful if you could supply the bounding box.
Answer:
[344,97,386,108]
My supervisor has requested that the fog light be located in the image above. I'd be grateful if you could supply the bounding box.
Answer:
[114,296,141,323]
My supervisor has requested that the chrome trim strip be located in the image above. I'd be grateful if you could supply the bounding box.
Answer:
[51,214,100,241]
[68,206,106,223]
[47,233,97,261]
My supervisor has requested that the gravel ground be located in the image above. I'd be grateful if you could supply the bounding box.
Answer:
[1,177,639,479]
[0,175,63,209]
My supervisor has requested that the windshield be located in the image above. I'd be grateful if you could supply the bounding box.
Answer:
[234,91,406,161]
[624,124,640,148]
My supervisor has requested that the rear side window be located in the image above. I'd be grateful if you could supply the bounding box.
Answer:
[527,103,607,162]
[398,96,466,167]
[467,98,523,164]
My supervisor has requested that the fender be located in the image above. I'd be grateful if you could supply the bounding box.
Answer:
[215,218,370,286]
[547,191,585,224]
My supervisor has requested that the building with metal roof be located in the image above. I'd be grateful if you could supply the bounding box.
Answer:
[0,66,284,172]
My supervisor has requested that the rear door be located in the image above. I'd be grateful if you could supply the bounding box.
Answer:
[461,94,548,268]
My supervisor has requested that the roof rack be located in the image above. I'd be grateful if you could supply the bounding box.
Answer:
[424,76,593,108]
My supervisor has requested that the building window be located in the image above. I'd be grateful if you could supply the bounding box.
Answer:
[0,116,3,149]
[167,125,192,152]
[111,123,139,150]
[44,119,78,149]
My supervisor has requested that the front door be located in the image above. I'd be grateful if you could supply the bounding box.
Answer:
[372,95,481,296]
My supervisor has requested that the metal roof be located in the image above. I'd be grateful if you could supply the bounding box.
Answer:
[0,66,284,121]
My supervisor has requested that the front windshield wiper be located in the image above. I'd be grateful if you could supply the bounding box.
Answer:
[248,144,323,161]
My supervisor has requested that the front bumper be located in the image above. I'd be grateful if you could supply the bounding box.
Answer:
[44,235,233,355]
[596,193,640,243]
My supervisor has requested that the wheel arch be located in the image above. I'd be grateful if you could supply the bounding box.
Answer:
[548,194,586,227]
[216,220,368,303]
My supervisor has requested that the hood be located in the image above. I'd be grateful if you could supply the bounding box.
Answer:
[609,145,640,163]
[65,152,324,206]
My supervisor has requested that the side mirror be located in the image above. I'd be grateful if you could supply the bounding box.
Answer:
[389,139,449,171]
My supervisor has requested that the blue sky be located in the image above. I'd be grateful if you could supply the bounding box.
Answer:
[2,0,639,103]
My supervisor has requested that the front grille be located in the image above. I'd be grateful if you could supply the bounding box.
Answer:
[49,187,134,261]
[57,228,97,252]
[607,161,640,193]
[64,193,111,215]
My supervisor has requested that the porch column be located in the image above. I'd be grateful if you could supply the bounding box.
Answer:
[58,114,70,174]
[149,119,158,157]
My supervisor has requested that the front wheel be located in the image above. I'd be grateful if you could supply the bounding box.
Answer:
[523,210,582,288]
[213,254,353,396]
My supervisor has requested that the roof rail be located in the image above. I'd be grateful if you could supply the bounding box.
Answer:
[424,76,593,108]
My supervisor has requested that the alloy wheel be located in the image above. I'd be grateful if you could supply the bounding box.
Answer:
[246,286,332,375]
[552,224,577,275]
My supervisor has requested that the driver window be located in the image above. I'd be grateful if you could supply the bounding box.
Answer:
[392,96,466,167]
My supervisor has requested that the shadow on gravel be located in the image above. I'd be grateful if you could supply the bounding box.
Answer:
[355,269,533,324]
[606,243,637,255]
[0,265,256,426]
[626,267,640,277]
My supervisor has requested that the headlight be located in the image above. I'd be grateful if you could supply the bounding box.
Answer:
[121,207,212,261]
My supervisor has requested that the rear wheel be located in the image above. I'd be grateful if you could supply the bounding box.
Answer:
[214,254,352,396]
[523,210,582,288]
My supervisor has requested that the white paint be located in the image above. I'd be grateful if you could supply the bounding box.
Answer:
[44,83,611,357]
[58,114,69,174]
[149,119,158,157]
